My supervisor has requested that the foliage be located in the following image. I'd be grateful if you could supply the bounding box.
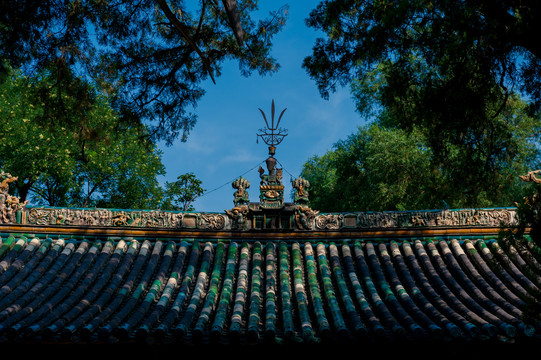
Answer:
[67,124,166,209]
[301,124,437,211]
[301,113,539,212]
[301,0,541,211]
[0,67,166,209]
[0,69,75,203]
[161,172,205,211]
[0,0,287,145]
[304,0,541,111]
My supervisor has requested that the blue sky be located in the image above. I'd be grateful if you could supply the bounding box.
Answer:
[159,2,365,212]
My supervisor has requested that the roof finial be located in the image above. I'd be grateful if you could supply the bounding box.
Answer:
[256,99,288,156]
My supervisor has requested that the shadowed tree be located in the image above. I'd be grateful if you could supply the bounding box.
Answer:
[0,0,288,145]
[301,0,541,210]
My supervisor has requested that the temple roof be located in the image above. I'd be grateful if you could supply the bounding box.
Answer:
[1,171,541,355]
[0,229,539,351]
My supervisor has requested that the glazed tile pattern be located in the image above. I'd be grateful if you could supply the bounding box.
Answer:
[0,234,539,345]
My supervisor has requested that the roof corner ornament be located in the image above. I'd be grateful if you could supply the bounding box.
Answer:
[0,171,27,224]
[519,170,541,183]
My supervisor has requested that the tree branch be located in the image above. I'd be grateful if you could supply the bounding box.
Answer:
[155,0,216,83]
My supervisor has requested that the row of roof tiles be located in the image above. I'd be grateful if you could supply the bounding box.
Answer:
[0,234,539,347]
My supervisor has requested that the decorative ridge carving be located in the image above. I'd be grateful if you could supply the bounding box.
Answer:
[294,205,319,230]
[13,206,518,232]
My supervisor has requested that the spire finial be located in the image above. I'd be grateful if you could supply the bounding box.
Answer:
[256,99,288,156]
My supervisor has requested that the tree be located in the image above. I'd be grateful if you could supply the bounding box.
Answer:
[65,122,166,209]
[0,66,166,210]
[301,124,437,212]
[304,1,541,111]
[0,68,77,203]
[0,1,287,145]
[301,102,540,212]
[301,1,541,210]
[161,173,205,211]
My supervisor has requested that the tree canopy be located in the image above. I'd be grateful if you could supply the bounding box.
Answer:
[301,0,541,211]
[304,1,541,109]
[161,172,206,211]
[303,0,541,150]
[0,66,166,209]
[0,0,288,145]
[301,103,540,212]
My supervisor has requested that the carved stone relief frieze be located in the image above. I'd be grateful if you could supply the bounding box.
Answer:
[11,204,520,232]
[294,205,319,230]
[26,207,183,228]
[354,208,517,229]
[197,213,226,230]
[315,213,343,230]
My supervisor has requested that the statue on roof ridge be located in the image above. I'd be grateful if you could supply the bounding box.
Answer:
[258,162,284,209]
[232,177,250,206]
[0,171,17,192]
[292,177,310,205]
